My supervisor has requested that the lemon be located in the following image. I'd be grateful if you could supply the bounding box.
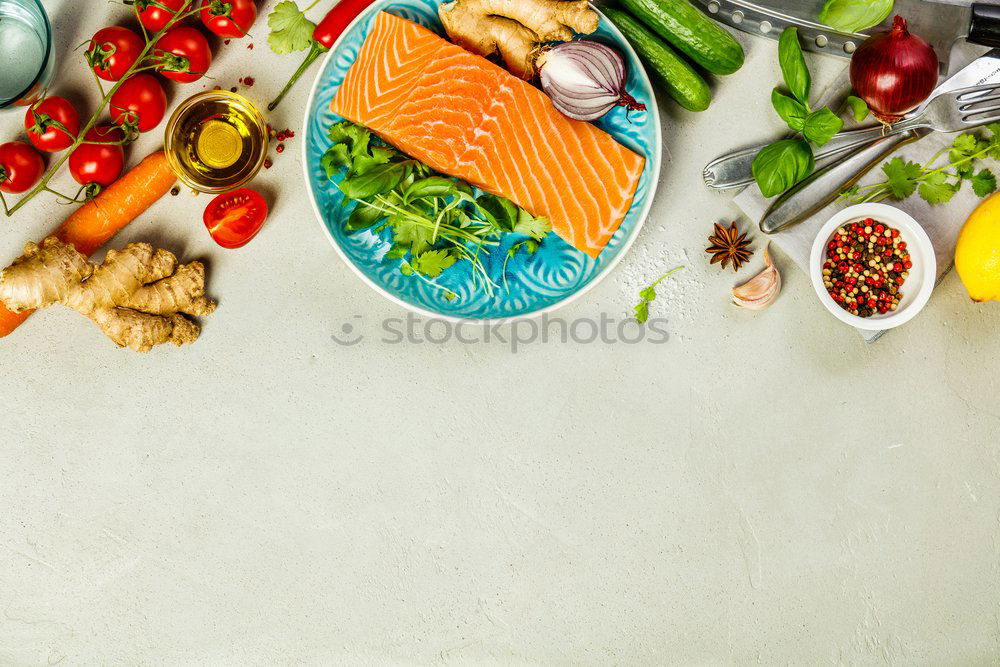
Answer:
[956,192,1000,302]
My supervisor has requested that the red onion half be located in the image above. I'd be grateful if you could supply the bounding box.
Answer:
[850,15,938,123]
[538,41,646,122]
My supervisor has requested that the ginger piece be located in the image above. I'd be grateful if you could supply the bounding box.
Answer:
[439,0,599,79]
[0,237,216,352]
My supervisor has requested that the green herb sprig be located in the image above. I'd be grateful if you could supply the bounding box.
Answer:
[842,124,1000,205]
[753,28,869,198]
[634,266,684,323]
[819,0,893,33]
[322,122,550,298]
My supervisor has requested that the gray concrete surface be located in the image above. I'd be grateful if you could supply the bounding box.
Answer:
[1,1,998,664]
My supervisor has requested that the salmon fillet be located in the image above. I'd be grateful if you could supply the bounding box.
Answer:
[331,12,645,259]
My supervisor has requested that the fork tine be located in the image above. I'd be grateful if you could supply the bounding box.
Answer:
[954,83,1000,101]
[961,94,1000,110]
[961,109,1000,125]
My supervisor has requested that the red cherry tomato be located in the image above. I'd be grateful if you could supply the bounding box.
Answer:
[136,0,186,33]
[155,26,213,83]
[24,96,80,153]
[200,0,257,38]
[0,142,44,194]
[69,126,125,187]
[110,74,168,133]
[86,26,144,82]
[203,188,268,248]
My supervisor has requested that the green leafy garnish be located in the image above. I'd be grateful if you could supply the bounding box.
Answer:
[633,266,684,324]
[819,0,893,33]
[754,28,853,198]
[322,122,550,297]
[843,126,1000,206]
[845,95,870,123]
[268,1,316,54]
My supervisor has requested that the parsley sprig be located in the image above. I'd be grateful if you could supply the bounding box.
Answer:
[842,123,1000,206]
[634,266,684,323]
[322,122,550,298]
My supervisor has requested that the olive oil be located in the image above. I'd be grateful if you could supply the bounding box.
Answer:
[164,91,267,193]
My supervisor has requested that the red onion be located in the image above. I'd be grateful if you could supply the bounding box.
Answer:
[850,15,938,123]
[538,41,646,121]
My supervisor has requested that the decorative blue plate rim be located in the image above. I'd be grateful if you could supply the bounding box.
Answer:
[301,0,661,323]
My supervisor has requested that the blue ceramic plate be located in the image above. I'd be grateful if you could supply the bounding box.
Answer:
[302,0,661,321]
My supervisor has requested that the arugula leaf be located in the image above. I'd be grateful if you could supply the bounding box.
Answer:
[918,171,958,205]
[778,28,811,106]
[771,89,808,132]
[268,1,316,54]
[752,138,815,198]
[971,169,997,197]
[413,249,457,277]
[881,158,922,199]
[819,0,893,33]
[845,95,869,122]
[803,108,844,146]
[346,203,383,231]
[512,210,551,241]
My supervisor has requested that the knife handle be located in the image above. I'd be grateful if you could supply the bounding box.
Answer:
[759,130,923,235]
[971,4,1000,48]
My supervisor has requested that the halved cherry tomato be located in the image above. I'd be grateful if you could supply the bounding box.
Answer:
[200,0,256,38]
[69,126,125,187]
[155,26,213,83]
[111,74,168,133]
[203,188,268,248]
[86,26,145,82]
[0,141,44,194]
[24,96,80,153]
[136,0,186,33]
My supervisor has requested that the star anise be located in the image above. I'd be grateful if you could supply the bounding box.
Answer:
[706,221,753,271]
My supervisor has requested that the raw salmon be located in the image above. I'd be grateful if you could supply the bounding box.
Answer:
[331,11,645,259]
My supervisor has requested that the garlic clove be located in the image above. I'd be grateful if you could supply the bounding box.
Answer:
[732,245,781,310]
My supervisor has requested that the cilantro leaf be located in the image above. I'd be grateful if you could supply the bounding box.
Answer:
[634,301,650,324]
[268,1,316,54]
[971,169,997,197]
[918,171,958,205]
[512,210,551,241]
[413,249,457,277]
[633,267,683,324]
[950,133,979,162]
[882,158,922,200]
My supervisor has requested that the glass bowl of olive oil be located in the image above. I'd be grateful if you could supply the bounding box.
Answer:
[164,90,267,193]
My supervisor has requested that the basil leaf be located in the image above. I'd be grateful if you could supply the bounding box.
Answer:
[779,27,811,106]
[845,95,869,122]
[802,108,844,146]
[772,89,808,131]
[339,162,411,200]
[819,0,893,33]
[404,176,456,202]
[752,138,816,198]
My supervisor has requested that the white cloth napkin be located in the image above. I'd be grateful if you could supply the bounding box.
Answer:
[733,45,987,342]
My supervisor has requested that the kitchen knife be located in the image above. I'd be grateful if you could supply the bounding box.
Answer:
[690,0,1000,70]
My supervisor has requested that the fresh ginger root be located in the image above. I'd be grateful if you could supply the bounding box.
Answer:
[0,237,216,352]
[439,0,599,79]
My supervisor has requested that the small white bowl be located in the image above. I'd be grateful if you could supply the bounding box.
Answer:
[809,203,936,331]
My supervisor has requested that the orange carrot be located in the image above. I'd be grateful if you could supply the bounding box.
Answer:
[0,151,176,337]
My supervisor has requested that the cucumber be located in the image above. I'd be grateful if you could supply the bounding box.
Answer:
[618,0,745,75]
[604,7,711,112]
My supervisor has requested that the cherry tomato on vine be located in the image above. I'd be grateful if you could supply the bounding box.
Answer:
[110,74,168,133]
[203,188,268,248]
[0,142,44,194]
[86,26,145,82]
[200,0,257,38]
[155,26,212,83]
[136,0,186,34]
[69,126,125,187]
[24,96,80,153]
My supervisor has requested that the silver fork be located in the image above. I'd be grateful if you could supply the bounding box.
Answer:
[704,84,1000,191]
[759,84,1000,234]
